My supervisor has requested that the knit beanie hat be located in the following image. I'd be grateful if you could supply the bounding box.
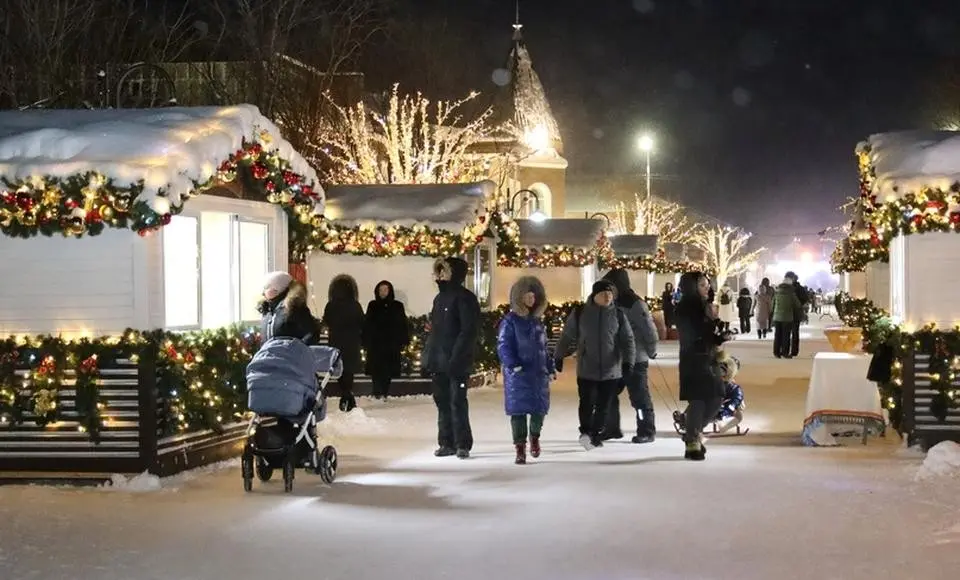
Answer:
[591,280,616,295]
[263,271,293,296]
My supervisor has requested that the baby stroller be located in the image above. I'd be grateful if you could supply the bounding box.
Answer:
[242,337,343,493]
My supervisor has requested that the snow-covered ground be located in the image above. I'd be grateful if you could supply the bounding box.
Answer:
[3,321,960,580]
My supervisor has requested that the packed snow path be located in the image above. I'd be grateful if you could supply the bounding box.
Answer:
[3,323,960,580]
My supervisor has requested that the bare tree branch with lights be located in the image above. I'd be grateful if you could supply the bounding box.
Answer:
[692,225,765,285]
[613,193,701,245]
[311,84,496,184]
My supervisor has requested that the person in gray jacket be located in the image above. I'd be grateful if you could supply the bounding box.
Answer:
[554,279,636,450]
[600,269,659,444]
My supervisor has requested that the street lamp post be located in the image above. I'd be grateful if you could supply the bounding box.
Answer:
[508,189,546,222]
[638,134,654,232]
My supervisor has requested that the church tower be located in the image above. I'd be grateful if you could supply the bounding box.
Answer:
[490,8,569,218]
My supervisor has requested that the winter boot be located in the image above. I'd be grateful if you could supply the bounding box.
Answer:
[757,329,762,339]
[456,448,470,460]
[529,435,541,458]
[434,446,456,457]
[339,394,357,412]
[631,433,655,444]
[578,433,598,450]
[514,443,527,465]
[684,441,705,461]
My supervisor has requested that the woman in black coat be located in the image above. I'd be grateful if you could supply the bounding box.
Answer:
[675,271,732,461]
[661,282,676,329]
[362,280,410,399]
[323,274,364,412]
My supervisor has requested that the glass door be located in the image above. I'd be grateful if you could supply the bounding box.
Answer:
[162,215,201,328]
[234,219,271,323]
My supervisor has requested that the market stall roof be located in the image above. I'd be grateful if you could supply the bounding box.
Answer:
[609,234,658,257]
[861,131,960,197]
[322,180,495,230]
[0,104,321,211]
[514,218,604,249]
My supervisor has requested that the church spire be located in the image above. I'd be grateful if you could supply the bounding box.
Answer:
[496,7,563,152]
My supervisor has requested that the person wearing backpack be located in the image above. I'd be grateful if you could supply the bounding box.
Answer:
[554,279,636,450]
[717,284,735,332]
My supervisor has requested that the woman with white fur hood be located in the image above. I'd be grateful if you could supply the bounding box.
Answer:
[497,276,555,465]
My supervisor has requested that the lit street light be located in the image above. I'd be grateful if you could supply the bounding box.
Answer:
[637,133,654,231]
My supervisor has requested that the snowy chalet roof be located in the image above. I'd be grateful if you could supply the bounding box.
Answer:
[861,131,960,198]
[515,218,604,249]
[322,180,495,230]
[0,105,321,210]
[609,234,658,257]
[490,23,562,151]
[663,242,686,261]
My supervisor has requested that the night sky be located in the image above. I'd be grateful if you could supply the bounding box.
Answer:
[375,0,960,250]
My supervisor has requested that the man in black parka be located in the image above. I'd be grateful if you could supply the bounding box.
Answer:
[423,257,481,459]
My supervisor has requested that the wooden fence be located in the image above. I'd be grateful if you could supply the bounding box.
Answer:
[901,351,960,449]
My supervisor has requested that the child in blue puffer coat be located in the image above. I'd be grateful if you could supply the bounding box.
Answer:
[497,276,555,465]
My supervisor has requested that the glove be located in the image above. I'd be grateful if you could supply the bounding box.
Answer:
[554,358,564,373]
[622,363,633,378]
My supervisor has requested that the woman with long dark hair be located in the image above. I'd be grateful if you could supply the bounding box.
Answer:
[323,274,365,412]
[661,282,676,330]
[674,271,732,461]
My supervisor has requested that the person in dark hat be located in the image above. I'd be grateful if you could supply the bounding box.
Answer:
[554,279,636,450]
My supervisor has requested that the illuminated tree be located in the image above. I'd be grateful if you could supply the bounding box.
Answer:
[311,84,496,184]
[614,194,700,245]
[692,225,764,285]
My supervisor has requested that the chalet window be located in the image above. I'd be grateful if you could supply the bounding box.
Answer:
[162,212,273,330]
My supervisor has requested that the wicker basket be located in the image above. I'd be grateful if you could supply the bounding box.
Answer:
[824,327,863,353]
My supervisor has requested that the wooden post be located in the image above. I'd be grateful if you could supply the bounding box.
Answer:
[137,350,159,474]
[901,347,916,436]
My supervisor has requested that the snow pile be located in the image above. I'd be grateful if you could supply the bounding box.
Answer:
[99,458,240,492]
[318,405,388,438]
[323,181,492,229]
[862,131,960,198]
[0,105,322,211]
[916,441,960,480]
[100,472,162,492]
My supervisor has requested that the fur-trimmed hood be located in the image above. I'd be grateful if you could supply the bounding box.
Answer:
[716,349,740,381]
[328,274,359,302]
[432,257,468,286]
[509,276,547,318]
[257,280,307,313]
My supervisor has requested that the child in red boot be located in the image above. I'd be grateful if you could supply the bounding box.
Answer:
[497,276,554,464]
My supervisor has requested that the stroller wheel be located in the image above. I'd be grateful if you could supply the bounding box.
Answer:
[317,445,338,484]
[241,448,254,492]
[256,457,273,482]
[283,457,295,493]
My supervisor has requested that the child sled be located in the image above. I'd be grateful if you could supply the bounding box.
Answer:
[672,351,749,438]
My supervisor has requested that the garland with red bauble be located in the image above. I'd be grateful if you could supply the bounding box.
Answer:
[0,135,320,262]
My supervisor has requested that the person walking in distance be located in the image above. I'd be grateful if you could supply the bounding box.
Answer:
[736,287,754,335]
[362,280,410,400]
[674,271,733,461]
[772,276,801,359]
[754,278,774,339]
[422,258,481,459]
[554,280,636,450]
[661,282,677,331]
[323,274,364,412]
[786,271,808,357]
[600,269,659,444]
[497,276,554,465]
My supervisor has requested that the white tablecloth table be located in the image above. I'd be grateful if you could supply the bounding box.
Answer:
[802,352,886,447]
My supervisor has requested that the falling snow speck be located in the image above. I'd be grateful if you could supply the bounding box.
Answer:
[632,0,655,14]
[732,87,752,107]
[491,68,511,87]
[592,128,605,139]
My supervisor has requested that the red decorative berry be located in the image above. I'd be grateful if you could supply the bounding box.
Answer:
[15,192,34,211]
[248,143,263,156]
[251,163,269,180]
[265,181,276,192]
[950,212,960,225]
[85,208,102,224]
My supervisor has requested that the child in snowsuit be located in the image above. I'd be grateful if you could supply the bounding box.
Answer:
[497,276,554,465]
[714,351,745,433]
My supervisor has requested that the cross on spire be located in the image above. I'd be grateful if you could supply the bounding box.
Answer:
[512,0,523,39]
